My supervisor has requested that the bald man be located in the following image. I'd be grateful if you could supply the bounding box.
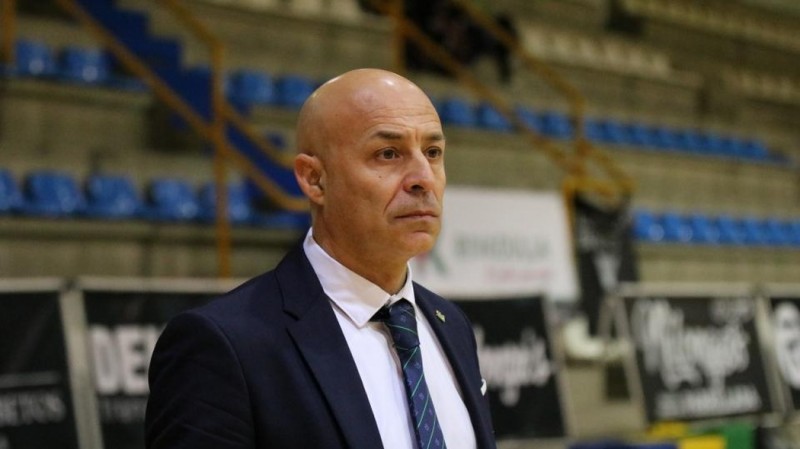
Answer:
[145,69,496,449]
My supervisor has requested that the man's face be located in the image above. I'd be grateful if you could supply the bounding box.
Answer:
[317,83,446,267]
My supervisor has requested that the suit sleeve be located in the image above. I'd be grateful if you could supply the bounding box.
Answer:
[145,311,255,449]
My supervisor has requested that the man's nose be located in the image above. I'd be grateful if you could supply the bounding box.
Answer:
[404,153,437,193]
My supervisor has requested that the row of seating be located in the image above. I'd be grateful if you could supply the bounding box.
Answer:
[634,209,800,247]
[4,39,318,108]
[622,0,799,52]
[437,98,780,163]
[0,169,309,229]
[5,40,786,165]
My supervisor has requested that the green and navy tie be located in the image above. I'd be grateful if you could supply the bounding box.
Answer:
[374,299,447,449]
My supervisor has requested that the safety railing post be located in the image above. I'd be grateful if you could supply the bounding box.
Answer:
[1,0,16,66]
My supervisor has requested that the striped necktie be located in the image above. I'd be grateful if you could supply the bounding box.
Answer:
[374,299,447,449]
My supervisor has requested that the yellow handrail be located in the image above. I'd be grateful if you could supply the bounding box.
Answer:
[450,0,634,195]
[54,0,308,278]
[1,0,16,66]
[370,0,579,176]
[162,0,230,277]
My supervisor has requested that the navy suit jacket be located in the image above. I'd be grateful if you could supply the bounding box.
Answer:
[145,245,496,449]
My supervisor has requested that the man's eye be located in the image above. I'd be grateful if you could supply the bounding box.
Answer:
[379,149,398,159]
[426,147,443,159]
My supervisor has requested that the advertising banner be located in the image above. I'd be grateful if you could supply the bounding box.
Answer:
[766,290,800,414]
[0,283,80,449]
[412,187,578,302]
[80,279,235,449]
[456,297,567,438]
[616,287,773,423]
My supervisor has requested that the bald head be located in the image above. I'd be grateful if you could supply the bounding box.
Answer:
[296,69,438,159]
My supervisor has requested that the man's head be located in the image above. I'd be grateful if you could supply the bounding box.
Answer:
[294,69,446,291]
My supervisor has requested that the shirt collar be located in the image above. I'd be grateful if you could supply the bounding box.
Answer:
[302,229,416,328]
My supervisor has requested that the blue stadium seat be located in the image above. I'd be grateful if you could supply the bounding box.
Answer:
[254,210,311,230]
[583,118,606,143]
[741,139,769,161]
[623,123,653,148]
[22,171,87,217]
[649,126,679,150]
[688,213,719,244]
[84,174,143,219]
[227,69,275,106]
[0,169,24,214]
[739,217,769,246]
[437,98,476,127]
[58,46,110,84]
[475,102,512,131]
[681,130,710,154]
[785,221,800,247]
[632,209,664,242]
[275,74,314,108]
[599,119,627,145]
[197,182,254,225]
[539,111,572,139]
[515,106,543,133]
[716,215,745,245]
[763,218,791,246]
[145,178,200,222]
[660,211,692,243]
[14,39,57,78]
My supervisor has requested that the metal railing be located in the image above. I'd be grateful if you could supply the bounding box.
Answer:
[53,0,307,277]
[0,0,15,66]
[376,0,634,209]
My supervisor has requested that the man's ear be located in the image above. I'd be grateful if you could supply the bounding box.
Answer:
[294,153,325,205]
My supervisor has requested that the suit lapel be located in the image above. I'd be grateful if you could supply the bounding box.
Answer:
[278,247,384,449]
[416,289,496,449]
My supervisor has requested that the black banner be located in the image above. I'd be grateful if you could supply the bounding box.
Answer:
[620,294,773,423]
[83,288,218,449]
[574,195,639,336]
[0,289,79,449]
[769,296,800,412]
[456,297,566,438]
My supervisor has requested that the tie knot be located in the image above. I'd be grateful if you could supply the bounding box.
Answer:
[374,299,420,350]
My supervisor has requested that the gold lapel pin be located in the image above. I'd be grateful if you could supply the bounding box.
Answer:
[435,310,446,323]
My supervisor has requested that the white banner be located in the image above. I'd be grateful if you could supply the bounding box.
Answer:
[411,187,578,302]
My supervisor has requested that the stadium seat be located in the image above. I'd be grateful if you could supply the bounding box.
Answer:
[23,171,87,217]
[437,98,476,127]
[762,218,791,246]
[739,217,769,246]
[275,74,315,108]
[623,123,653,148]
[197,182,254,225]
[660,212,692,243]
[475,102,512,131]
[145,178,200,222]
[255,210,311,230]
[539,111,573,139]
[784,221,800,247]
[688,213,719,244]
[14,39,57,78]
[58,46,110,84]
[715,215,745,245]
[583,118,607,143]
[649,126,679,150]
[515,106,544,133]
[599,119,627,145]
[0,169,24,214]
[633,209,664,242]
[84,174,143,219]
[227,69,275,106]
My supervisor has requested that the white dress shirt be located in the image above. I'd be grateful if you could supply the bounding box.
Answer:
[303,230,477,449]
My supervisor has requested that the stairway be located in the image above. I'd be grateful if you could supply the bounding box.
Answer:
[71,0,303,207]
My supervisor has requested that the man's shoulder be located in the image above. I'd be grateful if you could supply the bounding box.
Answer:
[187,269,282,324]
